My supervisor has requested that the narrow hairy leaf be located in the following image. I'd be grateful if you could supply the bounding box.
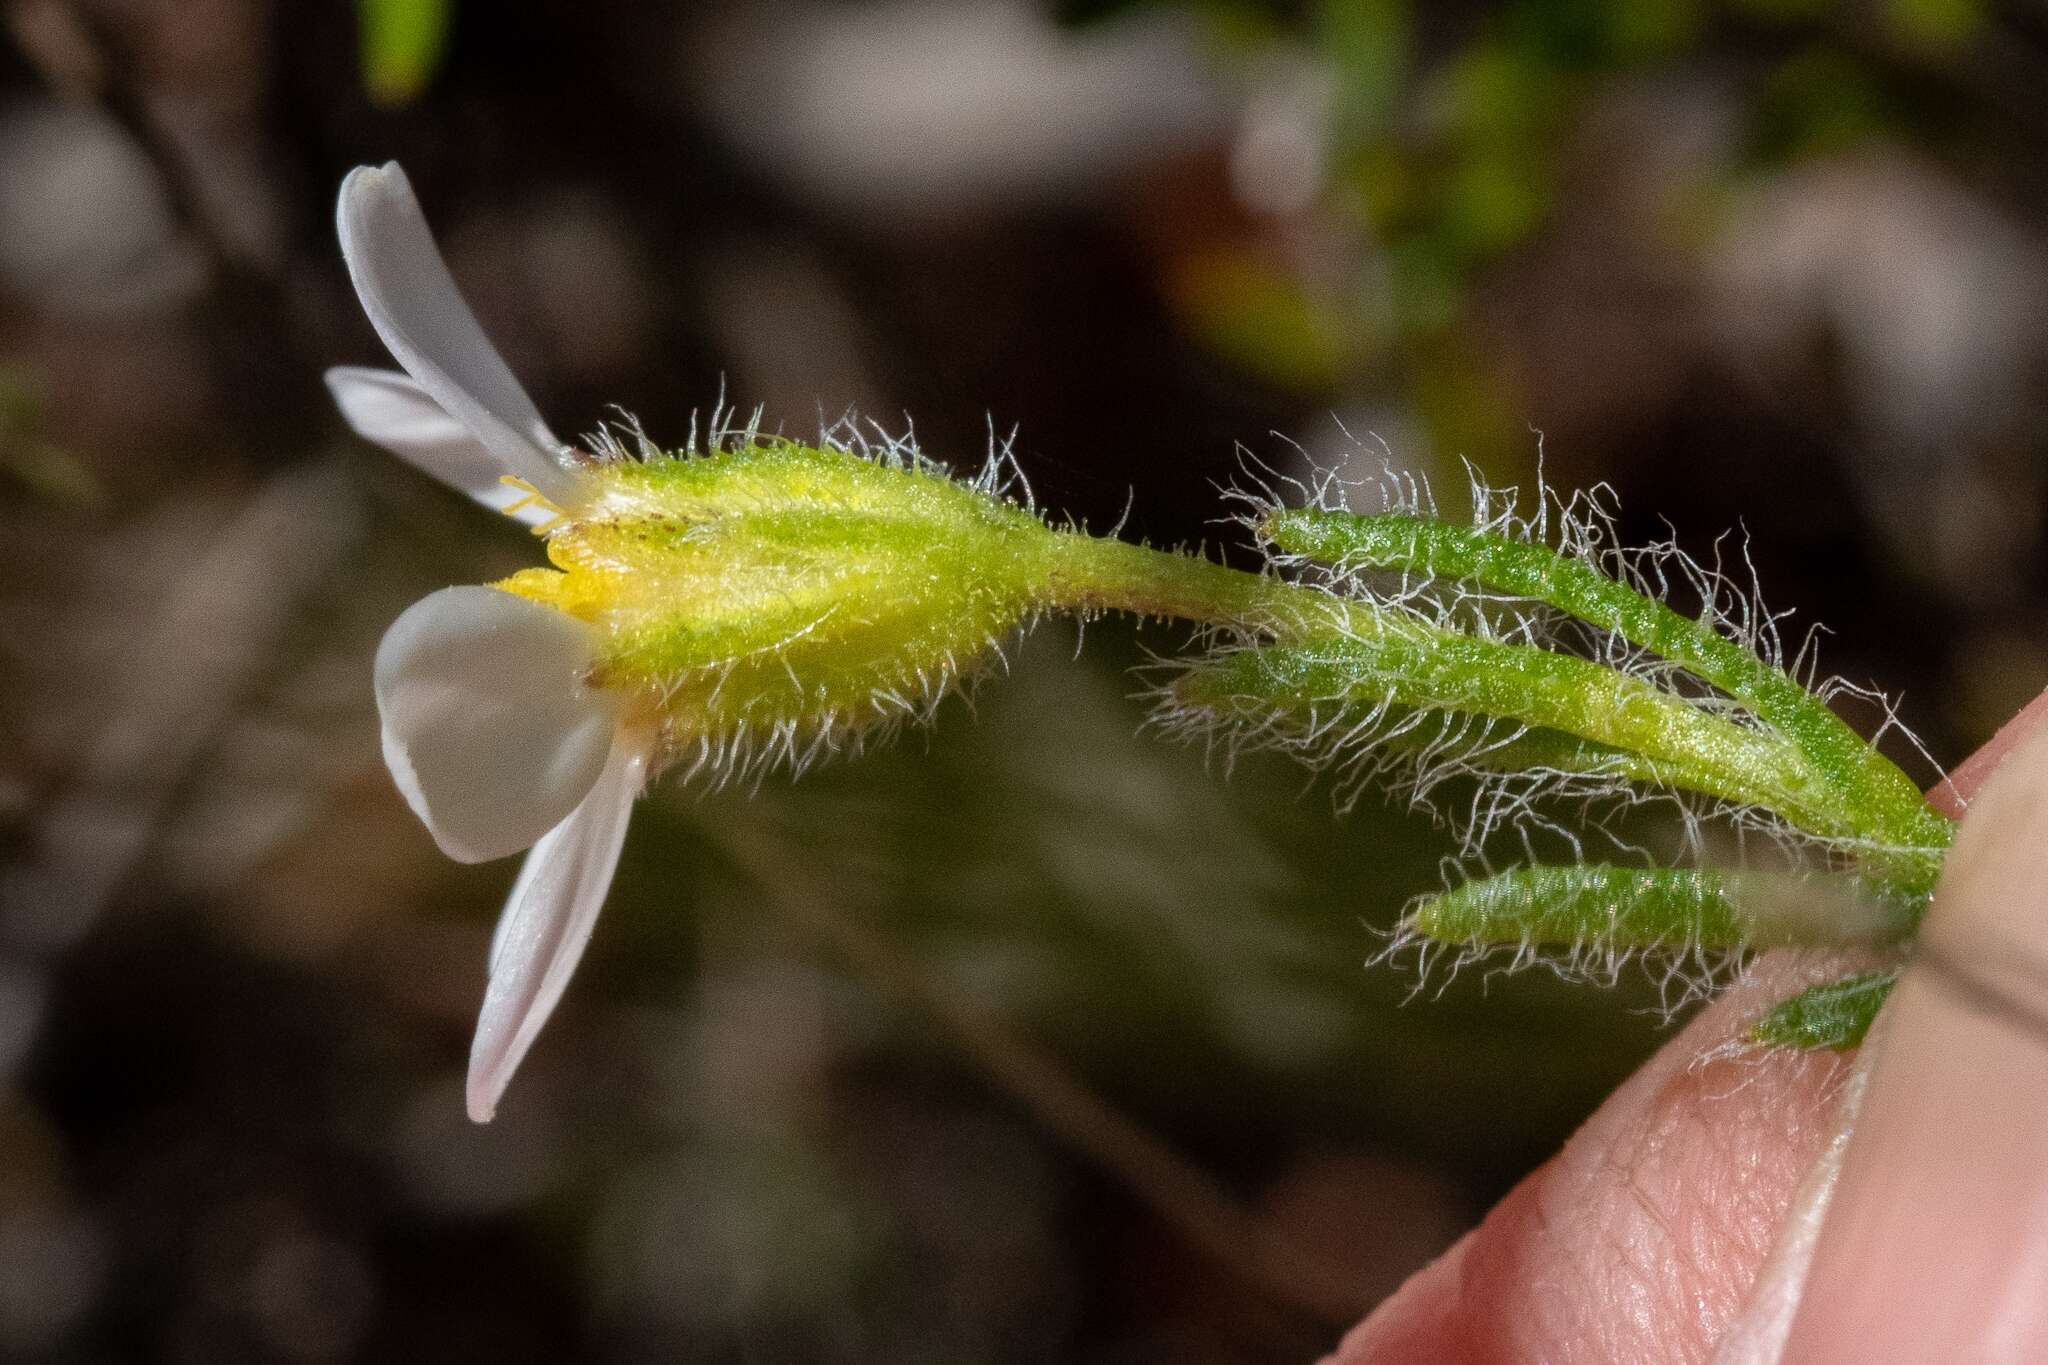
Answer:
[1414,865,1749,947]
[1265,510,1953,889]
[1366,704,1666,781]
[1176,633,1835,823]
[1747,970,1898,1049]
[1412,865,1918,949]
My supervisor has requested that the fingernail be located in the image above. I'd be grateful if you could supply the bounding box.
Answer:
[1776,721,2048,1363]
[1708,1040,1875,1365]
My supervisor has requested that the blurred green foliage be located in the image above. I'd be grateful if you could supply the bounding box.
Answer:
[359,0,453,108]
[1071,0,1991,477]
[0,367,100,507]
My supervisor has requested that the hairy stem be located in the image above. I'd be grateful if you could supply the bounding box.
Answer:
[1043,531,1359,636]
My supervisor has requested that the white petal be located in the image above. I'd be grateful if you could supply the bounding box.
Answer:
[374,586,619,863]
[325,367,563,527]
[467,733,647,1122]
[336,163,581,505]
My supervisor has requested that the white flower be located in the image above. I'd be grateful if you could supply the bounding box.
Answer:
[326,162,650,1123]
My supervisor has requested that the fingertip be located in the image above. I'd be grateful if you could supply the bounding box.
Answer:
[1779,719,2048,1362]
[1928,684,2048,817]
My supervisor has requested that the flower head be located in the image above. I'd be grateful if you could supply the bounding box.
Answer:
[328,163,1081,1120]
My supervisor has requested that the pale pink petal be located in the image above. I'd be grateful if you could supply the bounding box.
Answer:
[325,367,562,527]
[336,163,580,504]
[374,587,618,863]
[467,733,648,1122]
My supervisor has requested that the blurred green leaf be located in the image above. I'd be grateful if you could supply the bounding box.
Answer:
[359,0,453,109]
[1341,139,1415,233]
[1440,146,1553,259]
[1751,48,1898,163]
[1726,0,1835,21]
[1885,0,1985,51]
[1387,238,1461,334]
[1410,340,1525,477]
[1437,40,1570,144]
[0,368,100,507]
[1601,0,1704,62]
[1169,247,1358,392]
[1315,0,1410,140]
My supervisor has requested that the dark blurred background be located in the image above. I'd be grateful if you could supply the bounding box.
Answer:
[2,0,2044,1360]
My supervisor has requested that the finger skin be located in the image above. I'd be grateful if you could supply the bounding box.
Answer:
[1327,687,2048,1365]
[1926,689,2048,817]
[1779,716,2048,1363]
[1327,959,1853,1364]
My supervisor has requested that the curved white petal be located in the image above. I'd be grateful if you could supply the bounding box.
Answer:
[467,733,647,1122]
[325,367,562,527]
[374,586,619,863]
[336,163,581,505]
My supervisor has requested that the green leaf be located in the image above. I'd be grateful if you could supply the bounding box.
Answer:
[1415,865,1749,948]
[1314,0,1410,140]
[1885,0,1985,52]
[1412,865,1918,950]
[1174,632,1833,824]
[1169,249,1355,394]
[1748,970,1898,1049]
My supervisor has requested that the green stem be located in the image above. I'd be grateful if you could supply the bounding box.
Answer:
[1043,531,1354,635]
